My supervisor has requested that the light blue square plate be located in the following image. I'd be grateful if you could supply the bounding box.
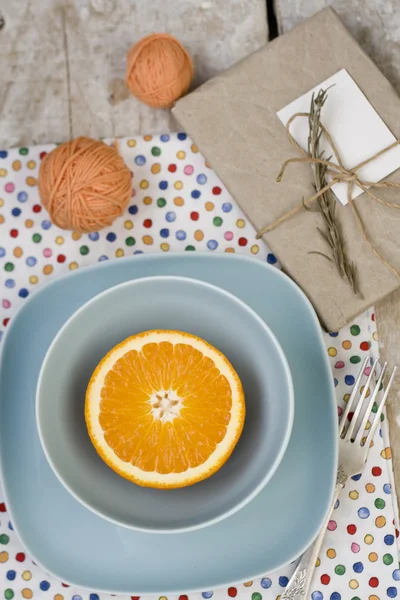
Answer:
[0,254,337,594]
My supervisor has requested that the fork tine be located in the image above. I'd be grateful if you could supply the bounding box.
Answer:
[354,362,387,444]
[365,366,397,448]
[346,358,379,440]
[339,356,370,433]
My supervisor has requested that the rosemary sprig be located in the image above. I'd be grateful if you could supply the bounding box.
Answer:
[307,89,361,297]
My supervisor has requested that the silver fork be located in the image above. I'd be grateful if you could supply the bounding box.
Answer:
[282,357,397,600]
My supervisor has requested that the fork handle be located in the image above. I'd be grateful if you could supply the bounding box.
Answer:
[281,482,344,599]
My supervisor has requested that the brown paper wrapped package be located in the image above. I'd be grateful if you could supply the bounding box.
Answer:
[173,7,400,332]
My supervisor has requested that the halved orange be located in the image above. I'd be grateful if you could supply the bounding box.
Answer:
[85,330,245,488]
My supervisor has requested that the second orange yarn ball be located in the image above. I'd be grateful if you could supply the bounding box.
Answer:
[126,33,194,108]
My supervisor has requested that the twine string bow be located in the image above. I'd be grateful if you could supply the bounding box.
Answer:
[256,111,400,281]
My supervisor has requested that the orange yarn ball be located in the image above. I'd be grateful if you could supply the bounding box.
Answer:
[126,33,194,108]
[38,137,132,233]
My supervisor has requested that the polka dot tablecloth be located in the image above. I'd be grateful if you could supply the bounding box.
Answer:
[0,133,399,600]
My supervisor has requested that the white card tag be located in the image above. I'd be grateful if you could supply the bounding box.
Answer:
[277,69,400,206]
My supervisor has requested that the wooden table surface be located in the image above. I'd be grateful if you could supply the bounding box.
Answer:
[0,0,399,506]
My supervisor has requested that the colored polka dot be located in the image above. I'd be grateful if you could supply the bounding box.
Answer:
[174,180,183,190]
[213,216,223,226]
[125,236,136,247]
[350,491,359,500]
[328,520,337,530]
[251,244,260,254]
[330,594,341,600]
[174,196,184,206]
[393,570,400,581]
[166,211,176,222]
[366,483,375,493]
[5,590,14,600]
[24,219,33,228]
[205,202,214,211]
[157,198,167,208]
[224,231,234,241]
[197,174,207,184]
[365,534,374,544]
[22,571,31,581]
[26,176,36,186]
[106,232,116,242]
[177,133,187,140]
[5,183,15,193]
[0,168,6,176]
[191,189,201,199]
[124,220,134,229]
[143,235,153,245]
[194,230,204,241]
[10,228,18,238]
[27,160,36,169]
[349,580,359,590]
[115,248,125,258]
[228,587,237,597]
[376,516,386,528]
[375,497,386,509]
[384,553,394,565]
[152,146,161,156]
[353,562,364,573]
[0,247,5,257]
[0,551,8,562]
[0,534,9,544]
[160,243,170,252]
[347,524,357,535]
[69,262,78,271]
[369,578,379,588]
[207,240,218,250]
[335,565,346,575]
[79,245,89,256]
[315,558,321,567]
[185,245,195,251]
[321,574,330,585]
[345,374,355,385]
[369,552,378,562]
[387,588,398,598]
[11,207,21,217]
[238,237,248,246]
[251,594,261,600]
[279,576,289,587]
[127,139,136,147]
[312,593,323,600]
[19,147,29,155]
[202,594,213,599]
[151,163,161,174]
[55,236,64,245]
[6,570,16,580]
[261,579,271,589]
[185,166,195,176]
[32,233,42,243]
[13,246,23,258]
[176,230,186,241]
[139,179,149,189]
[328,347,337,357]
[372,466,382,476]
[381,447,392,459]
[43,265,53,275]
[385,534,395,545]
[143,196,152,206]
[129,204,138,215]
[327,548,336,558]
[90,595,99,600]
[29,276,38,284]
[351,325,361,335]
[135,155,146,166]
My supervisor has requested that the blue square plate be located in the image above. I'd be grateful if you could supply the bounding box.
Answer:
[0,254,337,594]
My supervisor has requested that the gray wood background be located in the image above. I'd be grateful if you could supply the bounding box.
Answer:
[0,0,399,505]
